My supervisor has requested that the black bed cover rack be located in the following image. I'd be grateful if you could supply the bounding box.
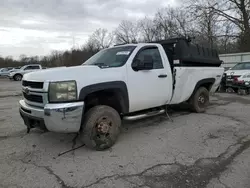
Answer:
[153,37,222,67]
[115,37,222,67]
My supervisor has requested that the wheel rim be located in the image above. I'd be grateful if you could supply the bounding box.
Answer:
[92,116,114,149]
[16,75,21,81]
[198,94,208,108]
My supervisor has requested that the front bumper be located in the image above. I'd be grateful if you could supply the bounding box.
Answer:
[8,75,14,79]
[19,100,84,133]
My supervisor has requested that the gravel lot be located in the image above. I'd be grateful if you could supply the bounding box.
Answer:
[0,78,250,188]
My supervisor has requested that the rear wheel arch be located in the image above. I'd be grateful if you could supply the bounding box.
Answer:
[190,78,215,98]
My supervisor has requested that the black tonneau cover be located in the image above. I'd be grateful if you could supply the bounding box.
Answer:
[154,38,222,67]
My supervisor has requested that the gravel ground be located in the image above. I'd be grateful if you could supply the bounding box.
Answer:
[0,78,250,188]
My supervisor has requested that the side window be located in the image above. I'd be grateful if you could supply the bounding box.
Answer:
[24,66,39,70]
[32,66,40,69]
[232,63,244,70]
[24,66,32,70]
[244,63,250,69]
[135,47,164,69]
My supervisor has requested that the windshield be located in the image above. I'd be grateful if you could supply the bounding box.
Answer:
[83,46,136,68]
[20,66,26,70]
[231,62,250,70]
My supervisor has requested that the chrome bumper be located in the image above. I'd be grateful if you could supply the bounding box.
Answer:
[19,100,84,133]
[8,74,14,79]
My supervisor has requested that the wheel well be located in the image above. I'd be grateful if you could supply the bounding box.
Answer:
[14,73,22,77]
[199,82,213,91]
[194,78,215,92]
[84,89,126,114]
[188,78,215,101]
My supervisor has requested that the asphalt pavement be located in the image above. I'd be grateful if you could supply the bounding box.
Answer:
[0,78,250,188]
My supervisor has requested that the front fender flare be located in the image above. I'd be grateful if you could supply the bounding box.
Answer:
[79,81,129,113]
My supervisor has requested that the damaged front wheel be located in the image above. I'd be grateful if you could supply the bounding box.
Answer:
[80,105,121,151]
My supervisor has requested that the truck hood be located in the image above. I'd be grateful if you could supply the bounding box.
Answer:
[225,70,250,76]
[23,65,126,88]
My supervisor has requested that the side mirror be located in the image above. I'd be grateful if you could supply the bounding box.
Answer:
[132,55,154,71]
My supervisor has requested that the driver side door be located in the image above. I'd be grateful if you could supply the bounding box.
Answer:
[127,45,172,112]
[23,66,34,73]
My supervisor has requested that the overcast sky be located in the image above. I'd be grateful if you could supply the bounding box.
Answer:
[0,0,178,59]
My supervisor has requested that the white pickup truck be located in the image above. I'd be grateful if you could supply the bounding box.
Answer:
[19,38,224,150]
[9,64,43,81]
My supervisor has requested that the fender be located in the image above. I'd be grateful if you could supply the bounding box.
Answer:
[190,78,216,98]
[79,81,129,113]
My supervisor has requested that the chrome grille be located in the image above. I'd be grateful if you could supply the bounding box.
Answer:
[22,80,48,107]
[23,92,43,103]
[22,81,44,89]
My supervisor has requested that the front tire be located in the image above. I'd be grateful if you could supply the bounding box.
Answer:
[190,87,209,113]
[80,105,121,151]
[14,74,22,81]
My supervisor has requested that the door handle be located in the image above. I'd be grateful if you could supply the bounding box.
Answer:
[158,74,167,78]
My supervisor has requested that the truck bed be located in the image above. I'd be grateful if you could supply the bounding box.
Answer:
[169,67,224,104]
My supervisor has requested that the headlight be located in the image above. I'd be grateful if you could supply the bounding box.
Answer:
[49,81,77,102]
[245,82,249,86]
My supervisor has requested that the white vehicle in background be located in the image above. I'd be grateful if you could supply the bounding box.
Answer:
[233,71,250,88]
[223,61,250,92]
[8,64,43,81]
[232,72,250,94]
[0,67,15,77]
[19,37,224,150]
[239,72,250,82]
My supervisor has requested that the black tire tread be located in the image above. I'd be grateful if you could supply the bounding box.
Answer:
[190,87,209,113]
[80,105,121,151]
[14,74,22,81]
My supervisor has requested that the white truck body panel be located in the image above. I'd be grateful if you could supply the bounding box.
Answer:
[24,65,127,98]
[170,67,222,104]
[125,43,173,112]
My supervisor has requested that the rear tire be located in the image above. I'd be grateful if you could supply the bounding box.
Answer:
[14,74,22,81]
[190,87,209,113]
[80,105,121,151]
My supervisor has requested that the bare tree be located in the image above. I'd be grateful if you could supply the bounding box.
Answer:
[89,28,114,49]
[115,20,139,44]
[153,7,192,40]
[188,0,220,48]
[216,20,239,53]
[138,17,157,42]
[188,0,250,51]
